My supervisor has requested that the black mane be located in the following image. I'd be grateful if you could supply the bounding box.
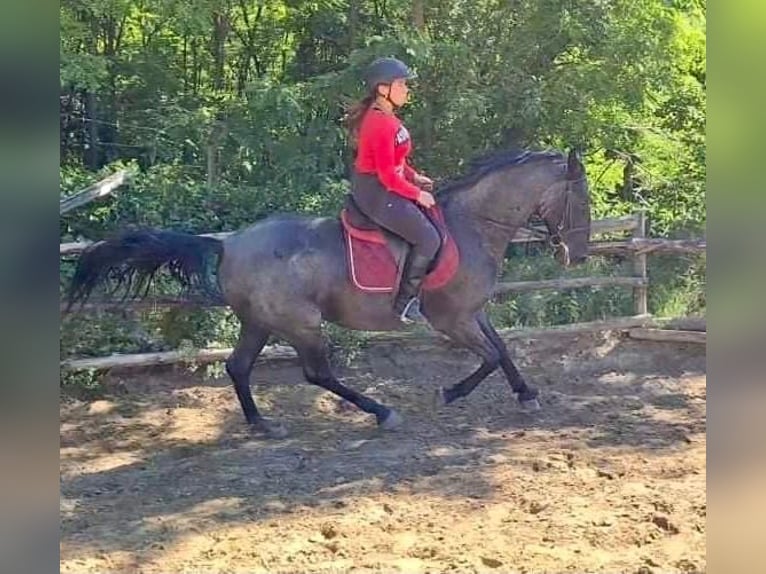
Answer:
[436,148,565,201]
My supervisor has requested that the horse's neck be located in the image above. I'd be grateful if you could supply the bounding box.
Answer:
[442,177,540,267]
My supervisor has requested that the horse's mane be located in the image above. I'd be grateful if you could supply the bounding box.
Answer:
[436,148,565,202]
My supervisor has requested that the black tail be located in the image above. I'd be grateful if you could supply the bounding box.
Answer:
[65,228,224,312]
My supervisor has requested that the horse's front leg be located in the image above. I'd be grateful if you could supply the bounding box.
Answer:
[433,315,502,405]
[477,311,540,410]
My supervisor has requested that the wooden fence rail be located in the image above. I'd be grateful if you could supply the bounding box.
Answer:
[493,275,647,296]
[60,169,134,215]
[588,238,706,255]
[61,315,659,373]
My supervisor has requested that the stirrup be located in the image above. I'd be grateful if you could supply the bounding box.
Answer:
[398,297,426,324]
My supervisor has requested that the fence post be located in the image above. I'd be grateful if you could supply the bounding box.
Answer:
[632,210,648,315]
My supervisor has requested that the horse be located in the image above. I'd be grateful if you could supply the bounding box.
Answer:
[65,148,592,438]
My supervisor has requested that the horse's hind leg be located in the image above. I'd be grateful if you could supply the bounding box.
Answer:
[226,322,287,438]
[477,311,540,410]
[289,322,402,431]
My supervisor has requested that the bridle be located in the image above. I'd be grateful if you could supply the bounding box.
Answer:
[541,175,588,264]
[451,167,588,261]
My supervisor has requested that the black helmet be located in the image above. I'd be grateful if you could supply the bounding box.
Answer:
[364,57,416,90]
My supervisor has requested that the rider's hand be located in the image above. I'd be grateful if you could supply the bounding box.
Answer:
[414,173,434,192]
[417,190,436,208]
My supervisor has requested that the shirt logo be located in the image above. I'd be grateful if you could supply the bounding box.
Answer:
[394,125,410,146]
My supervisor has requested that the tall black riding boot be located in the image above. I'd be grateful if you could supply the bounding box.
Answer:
[393,253,433,324]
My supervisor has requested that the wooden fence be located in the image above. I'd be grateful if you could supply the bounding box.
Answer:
[60,212,706,372]
[60,169,134,215]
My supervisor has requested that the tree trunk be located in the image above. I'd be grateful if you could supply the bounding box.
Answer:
[206,119,227,190]
[621,157,636,202]
[191,38,200,94]
[182,34,188,94]
[84,90,99,170]
[411,0,429,158]
[211,11,229,91]
[412,0,426,31]
[348,0,359,49]
[233,1,264,92]
[82,10,100,170]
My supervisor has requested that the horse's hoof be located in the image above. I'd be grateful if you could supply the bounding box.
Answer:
[432,387,447,410]
[252,419,288,439]
[379,409,403,431]
[520,398,541,412]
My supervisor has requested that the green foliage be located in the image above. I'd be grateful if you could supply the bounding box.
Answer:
[61,369,106,400]
[157,307,240,349]
[648,254,706,318]
[60,0,706,365]
[324,323,373,367]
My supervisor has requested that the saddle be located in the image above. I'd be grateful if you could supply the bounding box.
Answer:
[339,194,459,293]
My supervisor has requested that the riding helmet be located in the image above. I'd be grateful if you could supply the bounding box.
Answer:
[364,57,417,90]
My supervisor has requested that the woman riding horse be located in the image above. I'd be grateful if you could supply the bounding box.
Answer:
[345,57,439,324]
[65,57,592,435]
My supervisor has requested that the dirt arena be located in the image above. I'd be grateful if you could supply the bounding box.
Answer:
[60,330,706,574]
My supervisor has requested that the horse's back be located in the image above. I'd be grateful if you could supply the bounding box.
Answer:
[231,214,340,253]
[218,213,346,310]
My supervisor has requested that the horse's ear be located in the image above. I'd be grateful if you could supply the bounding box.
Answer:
[567,148,583,180]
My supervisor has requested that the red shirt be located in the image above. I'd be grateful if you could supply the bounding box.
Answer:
[354,108,422,200]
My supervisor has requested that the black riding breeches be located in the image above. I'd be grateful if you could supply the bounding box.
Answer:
[351,173,441,261]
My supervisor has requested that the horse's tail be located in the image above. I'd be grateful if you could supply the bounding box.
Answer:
[64,228,225,313]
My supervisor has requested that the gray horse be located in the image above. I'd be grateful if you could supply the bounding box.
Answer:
[67,148,592,437]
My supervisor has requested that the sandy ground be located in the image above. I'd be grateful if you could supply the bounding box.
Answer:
[60,331,706,573]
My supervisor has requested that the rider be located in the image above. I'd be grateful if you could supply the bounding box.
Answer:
[345,56,440,324]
